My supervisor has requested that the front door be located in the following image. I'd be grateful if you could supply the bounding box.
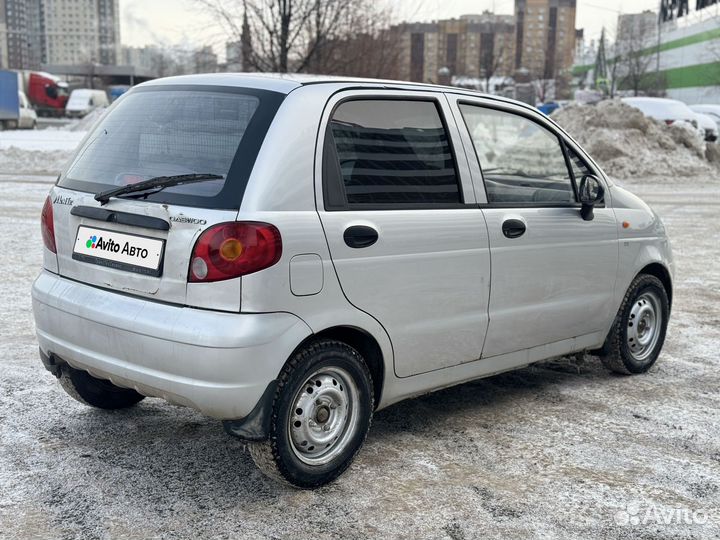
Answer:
[454,98,618,358]
[317,92,491,377]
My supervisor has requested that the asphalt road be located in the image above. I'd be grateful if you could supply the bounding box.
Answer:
[1,175,718,539]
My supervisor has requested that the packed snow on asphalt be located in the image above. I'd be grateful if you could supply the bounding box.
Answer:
[1,111,719,539]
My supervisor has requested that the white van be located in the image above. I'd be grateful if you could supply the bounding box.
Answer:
[65,88,109,118]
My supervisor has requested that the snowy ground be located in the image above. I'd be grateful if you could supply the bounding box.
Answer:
[0,131,719,539]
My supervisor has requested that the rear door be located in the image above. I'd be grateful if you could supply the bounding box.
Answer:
[52,85,283,311]
[316,90,491,378]
[451,96,618,358]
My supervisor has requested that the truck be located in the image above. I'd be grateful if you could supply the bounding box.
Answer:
[0,70,38,130]
[16,71,69,117]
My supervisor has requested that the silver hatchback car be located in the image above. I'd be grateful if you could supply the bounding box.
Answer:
[32,74,673,488]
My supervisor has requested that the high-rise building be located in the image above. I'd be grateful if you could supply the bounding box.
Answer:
[226,40,243,72]
[394,12,516,84]
[43,0,120,65]
[616,11,657,54]
[194,45,218,73]
[0,0,120,69]
[514,0,577,78]
[0,0,40,69]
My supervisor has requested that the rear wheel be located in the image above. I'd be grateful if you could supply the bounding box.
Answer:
[600,274,669,374]
[248,340,374,489]
[58,365,145,409]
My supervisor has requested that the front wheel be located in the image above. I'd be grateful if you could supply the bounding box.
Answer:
[248,340,374,489]
[600,274,670,374]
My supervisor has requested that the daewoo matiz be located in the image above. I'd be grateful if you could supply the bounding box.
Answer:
[32,74,673,488]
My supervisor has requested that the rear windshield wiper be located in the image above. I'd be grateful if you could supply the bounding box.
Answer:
[94,173,224,205]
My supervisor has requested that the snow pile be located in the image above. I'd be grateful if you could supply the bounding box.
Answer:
[552,100,716,180]
[0,129,86,175]
[71,107,106,132]
[0,146,73,176]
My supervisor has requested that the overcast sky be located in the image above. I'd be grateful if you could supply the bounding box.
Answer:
[120,0,662,55]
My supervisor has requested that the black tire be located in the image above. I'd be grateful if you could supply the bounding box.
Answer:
[58,365,145,409]
[600,274,669,375]
[248,340,374,489]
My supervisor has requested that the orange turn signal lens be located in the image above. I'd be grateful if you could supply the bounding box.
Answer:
[219,238,244,261]
[622,221,630,229]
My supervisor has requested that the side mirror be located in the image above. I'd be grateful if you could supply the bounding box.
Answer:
[579,174,604,221]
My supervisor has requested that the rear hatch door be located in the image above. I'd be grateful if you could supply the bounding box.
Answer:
[52,84,284,307]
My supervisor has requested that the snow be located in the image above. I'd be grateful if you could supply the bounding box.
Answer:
[1,120,720,538]
[552,100,719,180]
[0,108,106,176]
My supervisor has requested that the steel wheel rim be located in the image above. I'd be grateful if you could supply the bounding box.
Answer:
[287,367,360,466]
[626,291,662,361]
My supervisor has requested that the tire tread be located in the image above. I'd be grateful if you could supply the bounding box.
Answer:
[600,274,668,375]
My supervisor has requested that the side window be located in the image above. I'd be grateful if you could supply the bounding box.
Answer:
[566,145,592,181]
[324,99,462,209]
[459,104,575,204]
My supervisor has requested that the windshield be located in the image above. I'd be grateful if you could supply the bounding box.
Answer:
[59,86,284,209]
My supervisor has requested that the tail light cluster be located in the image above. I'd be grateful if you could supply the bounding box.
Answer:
[189,222,282,283]
[41,196,57,253]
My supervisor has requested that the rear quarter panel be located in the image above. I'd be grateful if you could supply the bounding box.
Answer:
[237,84,396,401]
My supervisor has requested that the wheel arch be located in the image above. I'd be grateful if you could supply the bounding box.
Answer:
[639,262,673,310]
[293,326,386,409]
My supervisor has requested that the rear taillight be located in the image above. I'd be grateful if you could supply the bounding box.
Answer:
[189,222,282,283]
[41,196,56,253]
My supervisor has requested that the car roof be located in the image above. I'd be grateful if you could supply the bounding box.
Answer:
[690,104,720,112]
[70,88,104,96]
[621,97,684,105]
[138,72,492,96]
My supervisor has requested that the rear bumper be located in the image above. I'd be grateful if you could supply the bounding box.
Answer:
[32,270,312,419]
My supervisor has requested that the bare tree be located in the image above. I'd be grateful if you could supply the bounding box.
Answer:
[617,18,659,96]
[306,3,402,78]
[193,0,394,74]
[479,33,510,93]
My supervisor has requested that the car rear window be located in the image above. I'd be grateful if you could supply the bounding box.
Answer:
[59,86,284,210]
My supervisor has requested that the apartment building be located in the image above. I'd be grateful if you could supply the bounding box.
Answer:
[395,12,516,83]
[514,0,577,78]
[43,0,120,65]
[0,0,120,69]
[0,0,41,69]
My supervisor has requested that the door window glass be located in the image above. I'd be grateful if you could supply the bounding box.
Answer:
[459,104,575,204]
[325,99,461,208]
[566,145,592,182]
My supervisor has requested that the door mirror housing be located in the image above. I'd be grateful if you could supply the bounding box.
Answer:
[579,175,604,221]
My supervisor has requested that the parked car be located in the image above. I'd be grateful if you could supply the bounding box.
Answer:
[33,74,674,488]
[622,97,699,128]
[65,88,109,118]
[108,84,130,102]
[537,101,560,115]
[689,104,720,132]
[693,111,718,142]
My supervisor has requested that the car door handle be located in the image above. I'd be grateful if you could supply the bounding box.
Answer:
[502,219,526,239]
[343,225,378,248]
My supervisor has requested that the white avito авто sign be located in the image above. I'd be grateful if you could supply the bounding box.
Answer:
[73,226,164,271]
